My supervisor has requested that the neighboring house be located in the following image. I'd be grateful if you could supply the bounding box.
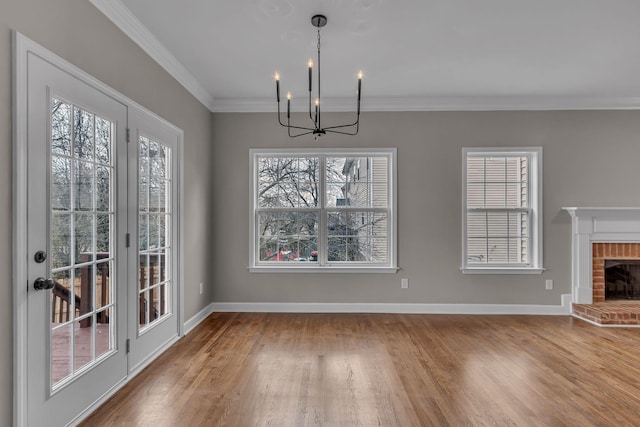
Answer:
[340,157,388,262]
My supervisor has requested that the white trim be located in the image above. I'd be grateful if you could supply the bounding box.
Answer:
[64,377,127,427]
[67,334,179,426]
[84,2,640,114]
[177,128,185,336]
[563,207,640,304]
[461,267,545,275]
[128,335,181,375]
[88,0,216,111]
[12,30,29,427]
[461,147,543,273]
[211,294,572,315]
[212,95,640,113]
[13,32,185,427]
[183,303,215,335]
[249,266,398,273]
[249,148,397,271]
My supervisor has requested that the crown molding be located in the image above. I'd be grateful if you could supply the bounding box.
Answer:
[89,0,216,111]
[212,95,640,113]
[89,1,640,114]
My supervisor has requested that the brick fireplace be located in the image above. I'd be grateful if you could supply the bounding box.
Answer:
[592,243,640,302]
[564,208,640,325]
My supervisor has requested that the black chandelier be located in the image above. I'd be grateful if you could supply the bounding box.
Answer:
[275,14,362,139]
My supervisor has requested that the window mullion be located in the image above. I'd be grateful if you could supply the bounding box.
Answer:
[319,154,327,266]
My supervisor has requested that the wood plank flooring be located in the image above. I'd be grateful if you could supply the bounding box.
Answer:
[81,313,640,426]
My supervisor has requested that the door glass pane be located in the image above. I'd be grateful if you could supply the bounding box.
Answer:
[74,318,94,372]
[96,167,110,212]
[51,214,71,269]
[139,290,149,327]
[95,117,111,165]
[75,160,94,211]
[138,135,172,332]
[73,108,94,161]
[50,99,115,389]
[95,261,110,310]
[52,157,71,210]
[51,270,72,323]
[50,324,72,384]
[95,307,112,359]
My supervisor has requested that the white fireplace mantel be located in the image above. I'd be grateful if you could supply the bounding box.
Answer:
[563,207,640,304]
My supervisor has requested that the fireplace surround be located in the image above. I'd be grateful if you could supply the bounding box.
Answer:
[563,207,640,304]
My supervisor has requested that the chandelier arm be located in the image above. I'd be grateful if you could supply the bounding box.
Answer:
[288,129,315,138]
[325,125,359,136]
[280,123,317,132]
[322,119,360,130]
[280,97,316,131]
[276,101,288,127]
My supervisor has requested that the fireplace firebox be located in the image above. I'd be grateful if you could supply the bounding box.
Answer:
[604,260,640,300]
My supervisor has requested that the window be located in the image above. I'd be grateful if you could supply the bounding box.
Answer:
[250,149,397,272]
[462,147,543,274]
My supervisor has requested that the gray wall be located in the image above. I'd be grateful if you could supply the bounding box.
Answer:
[4,1,640,425]
[0,0,213,424]
[211,111,640,304]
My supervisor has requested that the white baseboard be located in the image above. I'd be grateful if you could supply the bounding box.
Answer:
[72,304,216,425]
[211,294,572,316]
[70,335,179,426]
[184,302,215,334]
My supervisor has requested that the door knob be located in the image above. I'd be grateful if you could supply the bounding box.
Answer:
[33,277,55,291]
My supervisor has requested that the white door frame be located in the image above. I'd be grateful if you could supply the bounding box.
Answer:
[12,31,185,426]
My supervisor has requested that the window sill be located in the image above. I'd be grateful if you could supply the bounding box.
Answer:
[461,267,545,275]
[249,266,399,274]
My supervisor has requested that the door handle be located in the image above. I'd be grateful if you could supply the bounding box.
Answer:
[33,277,55,291]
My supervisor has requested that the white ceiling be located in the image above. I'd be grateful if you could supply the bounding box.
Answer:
[92,0,640,112]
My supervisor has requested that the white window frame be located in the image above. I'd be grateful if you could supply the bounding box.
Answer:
[249,148,397,273]
[462,147,544,275]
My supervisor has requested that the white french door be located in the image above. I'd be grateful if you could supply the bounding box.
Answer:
[127,108,181,371]
[16,34,182,426]
[24,51,129,427]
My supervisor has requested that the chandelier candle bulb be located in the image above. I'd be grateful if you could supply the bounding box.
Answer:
[275,72,280,102]
[287,91,291,118]
[308,58,313,92]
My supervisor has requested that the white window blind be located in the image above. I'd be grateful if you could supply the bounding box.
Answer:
[462,148,543,274]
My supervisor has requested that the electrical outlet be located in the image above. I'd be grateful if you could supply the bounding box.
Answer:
[401,278,409,289]
[545,279,553,290]
[199,282,203,295]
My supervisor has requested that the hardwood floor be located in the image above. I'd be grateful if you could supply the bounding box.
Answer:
[81,313,640,426]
